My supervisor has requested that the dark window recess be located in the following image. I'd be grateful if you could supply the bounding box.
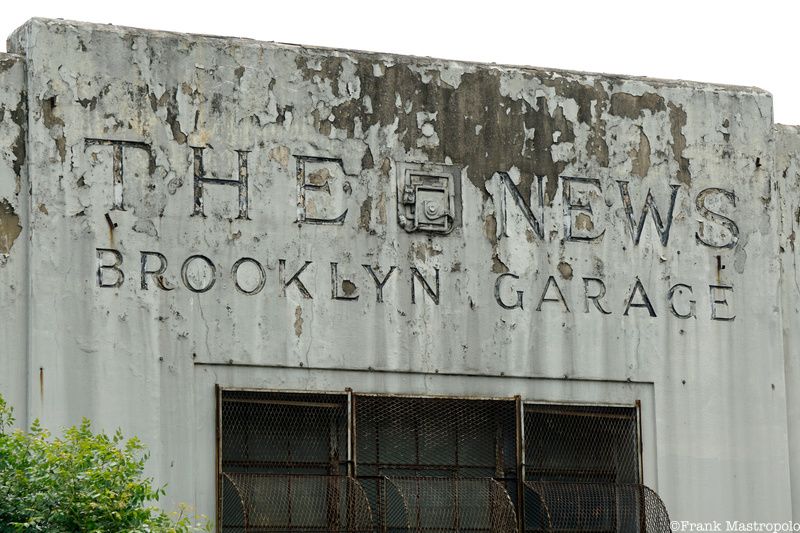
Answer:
[524,404,640,483]
[354,394,518,532]
[221,390,348,475]
[523,404,643,533]
[218,391,670,533]
[219,390,355,532]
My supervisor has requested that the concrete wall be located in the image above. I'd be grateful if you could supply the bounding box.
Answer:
[0,52,27,429]
[777,124,800,519]
[3,17,797,525]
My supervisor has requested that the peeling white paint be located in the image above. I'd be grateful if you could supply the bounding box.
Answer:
[0,53,27,430]
[1,17,799,528]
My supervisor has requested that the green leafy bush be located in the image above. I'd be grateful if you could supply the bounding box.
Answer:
[0,395,210,533]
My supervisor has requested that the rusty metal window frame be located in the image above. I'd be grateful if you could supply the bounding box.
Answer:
[352,392,520,531]
[522,401,642,483]
[215,388,645,532]
[216,387,353,532]
[351,391,519,477]
[522,401,643,533]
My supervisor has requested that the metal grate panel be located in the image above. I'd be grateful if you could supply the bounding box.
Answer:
[218,390,670,532]
[522,481,671,533]
[383,476,518,533]
[524,404,640,484]
[223,473,373,532]
[354,394,519,529]
[354,394,518,478]
[221,390,349,476]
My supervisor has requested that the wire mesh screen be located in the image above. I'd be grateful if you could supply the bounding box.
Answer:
[522,482,671,533]
[382,476,519,533]
[524,404,640,484]
[220,391,350,532]
[223,473,374,532]
[218,391,670,532]
[354,394,518,530]
[221,390,349,475]
[354,395,517,478]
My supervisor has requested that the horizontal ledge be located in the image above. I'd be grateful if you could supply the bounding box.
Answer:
[198,361,655,386]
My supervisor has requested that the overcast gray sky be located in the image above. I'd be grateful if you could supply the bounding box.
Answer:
[3,0,799,123]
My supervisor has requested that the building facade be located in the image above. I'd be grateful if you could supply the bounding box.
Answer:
[1,18,800,531]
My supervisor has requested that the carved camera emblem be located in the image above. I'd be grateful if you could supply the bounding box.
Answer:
[397,162,462,234]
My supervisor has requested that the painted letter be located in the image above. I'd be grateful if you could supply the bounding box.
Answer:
[583,277,611,314]
[191,146,250,219]
[96,248,124,288]
[296,156,349,224]
[710,285,735,321]
[496,171,545,240]
[140,251,174,291]
[536,276,570,312]
[411,267,440,305]
[279,260,313,298]
[495,273,524,309]
[85,139,152,210]
[695,188,739,249]
[563,176,605,242]
[668,283,696,319]
[624,278,656,317]
[617,181,680,246]
[330,262,359,301]
[362,265,397,303]
[181,255,217,293]
[231,257,266,295]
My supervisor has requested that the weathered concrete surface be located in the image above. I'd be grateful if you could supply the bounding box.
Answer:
[777,124,800,519]
[3,17,794,524]
[0,52,27,429]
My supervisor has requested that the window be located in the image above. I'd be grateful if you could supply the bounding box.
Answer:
[217,390,668,532]
[522,404,641,533]
[219,391,358,531]
[524,404,640,484]
[354,394,518,531]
